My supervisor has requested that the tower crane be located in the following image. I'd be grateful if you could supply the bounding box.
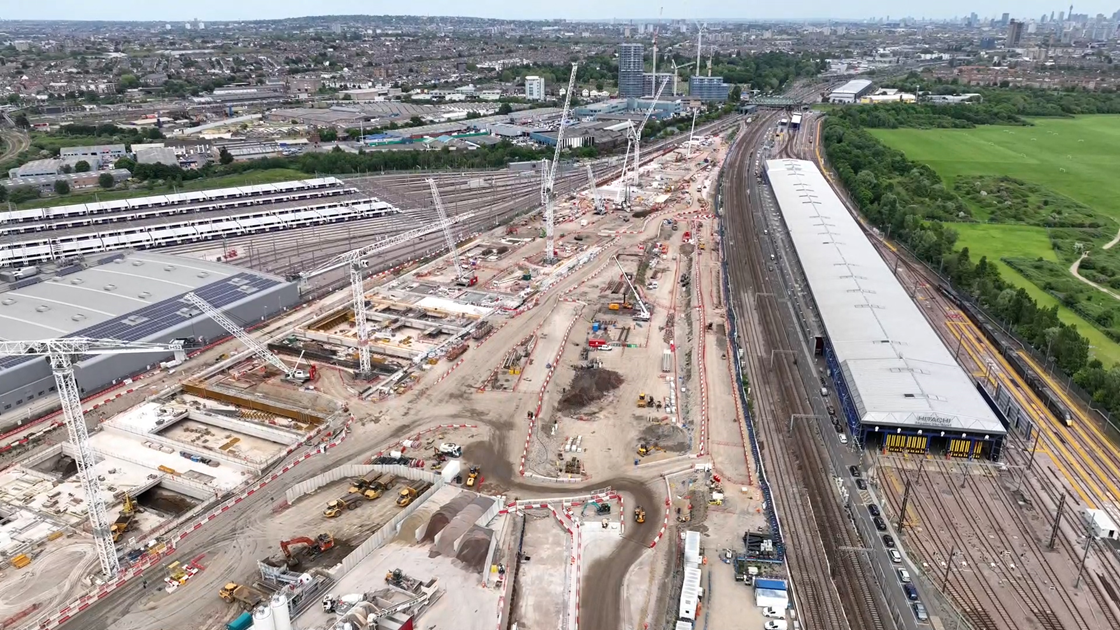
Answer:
[585,164,605,215]
[427,178,475,287]
[611,256,651,321]
[542,62,578,264]
[0,337,186,578]
[671,60,696,96]
[627,79,668,189]
[183,292,313,382]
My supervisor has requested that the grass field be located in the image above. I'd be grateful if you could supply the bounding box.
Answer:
[871,116,1120,220]
[17,168,309,209]
[950,223,1120,367]
[874,116,1120,365]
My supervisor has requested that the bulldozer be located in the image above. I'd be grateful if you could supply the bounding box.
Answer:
[634,506,646,524]
[466,466,480,488]
[219,582,264,611]
[280,533,335,567]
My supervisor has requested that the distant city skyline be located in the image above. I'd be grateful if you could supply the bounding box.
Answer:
[2,0,1119,23]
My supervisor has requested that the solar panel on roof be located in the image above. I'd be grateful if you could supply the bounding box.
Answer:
[0,272,282,370]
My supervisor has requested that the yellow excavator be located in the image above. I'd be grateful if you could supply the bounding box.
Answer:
[111,494,139,542]
[637,443,665,457]
[637,393,649,408]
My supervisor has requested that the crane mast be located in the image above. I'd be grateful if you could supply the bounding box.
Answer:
[427,178,474,286]
[630,79,668,188]
[184,293,309,382]
[0,337,185,578]
[543,63,578,264]
[349,256,372,376]
[612,256,651,321]
[586,164,604,214]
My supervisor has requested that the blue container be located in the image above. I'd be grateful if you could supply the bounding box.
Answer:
[592,322,600,332]
[227,611,252,630]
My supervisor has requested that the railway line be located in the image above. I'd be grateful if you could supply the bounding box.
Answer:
[801,115,1120,630]
[723,108,893,630]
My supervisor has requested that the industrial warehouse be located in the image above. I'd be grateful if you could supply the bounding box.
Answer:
[764,159,1007,460]
[0,252,298,419]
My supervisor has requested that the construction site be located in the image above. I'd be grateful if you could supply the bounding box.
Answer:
[0,64,799,630]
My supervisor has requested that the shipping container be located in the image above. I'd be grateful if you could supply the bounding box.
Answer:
[661,350,672,373]
[227,611,253,630]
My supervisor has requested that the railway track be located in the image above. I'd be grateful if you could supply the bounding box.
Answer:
[724,109,893,630]
[799,115,1120,630]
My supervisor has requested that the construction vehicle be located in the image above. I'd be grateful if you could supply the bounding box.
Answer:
[396,481,429,507]
[324,493,363,518]
[437,443,462,458]
[280,533,335,566]
[110,493,140,542]
[427,179,479,288]
[349,471,384,494]
[466,466,480,488]
[185,293,313,382]
[634,506,646,524]
[219,582,264,611]
[637,443,665,457]
[362,475,396,500]
[637,393,649,408]
[385,568,422,592]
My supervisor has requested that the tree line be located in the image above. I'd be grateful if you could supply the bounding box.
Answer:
[822,116,1095,386]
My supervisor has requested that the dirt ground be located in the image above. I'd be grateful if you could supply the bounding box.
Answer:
[558,368,624,412]
[511,514,569,630]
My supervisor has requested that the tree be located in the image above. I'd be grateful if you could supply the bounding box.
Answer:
[8,185,39,203]
[117,73,140,91]
[98,172,115,189]
[0,186,6,203]
[54,180,71,195]
[318,128,338,142]
[729,85,742,102]
[114,156,136,171]
[60,164,73,174]
[74,160,90,173]
[13,113,30,129]
[219,147,234,165]
[497,102,513,115]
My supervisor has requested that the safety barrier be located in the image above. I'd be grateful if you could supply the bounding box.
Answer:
[518,303,585,476]
[715,174,786,560]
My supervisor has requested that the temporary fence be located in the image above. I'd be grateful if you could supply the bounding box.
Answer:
[714,173,786,561]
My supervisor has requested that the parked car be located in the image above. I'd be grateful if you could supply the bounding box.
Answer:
[873,516,888,531]
[897,568,911,584]
[764,622,788,630]
[762,607,784,619]
[839,433,848,445]
[849,465,861,477]
[882,534,895,548]
[903,583,919,601]
[913,602,928,621]
[856,479,867,490]
[867,504,880,517]
[889,549,902,564]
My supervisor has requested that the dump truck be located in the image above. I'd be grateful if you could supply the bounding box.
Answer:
[362,474,397,500]
[349,472,384,494]
[324,494,363,518]
[396,481,431,507]
[219,582,264,611]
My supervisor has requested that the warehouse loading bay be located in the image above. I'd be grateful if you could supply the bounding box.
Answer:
[0,118,838,630]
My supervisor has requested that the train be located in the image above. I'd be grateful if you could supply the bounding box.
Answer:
[941,284,1074,427]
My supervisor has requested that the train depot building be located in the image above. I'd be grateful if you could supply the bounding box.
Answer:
[764,159,1006,460]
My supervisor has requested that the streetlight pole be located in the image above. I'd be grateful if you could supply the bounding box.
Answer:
[942,543,957,591]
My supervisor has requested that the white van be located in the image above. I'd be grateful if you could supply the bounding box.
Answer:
[838,433,848,445]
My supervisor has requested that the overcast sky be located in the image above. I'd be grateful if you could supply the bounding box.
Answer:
[1,1,1114,22]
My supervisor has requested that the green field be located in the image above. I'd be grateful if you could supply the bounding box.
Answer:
[870,117,1120,218]
[17,169,309,209]
[874,116,1120,365]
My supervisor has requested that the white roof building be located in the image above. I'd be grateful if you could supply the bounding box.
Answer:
[828,78,874,103]
[764,159,1006,442]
